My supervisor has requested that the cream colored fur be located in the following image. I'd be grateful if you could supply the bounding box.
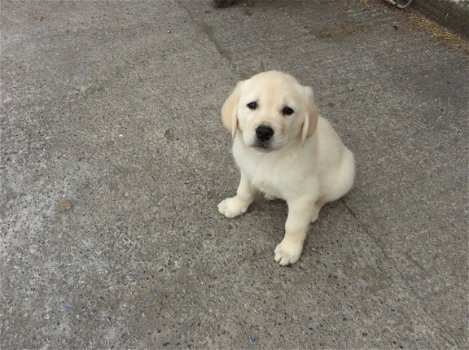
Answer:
[218,71,355,265]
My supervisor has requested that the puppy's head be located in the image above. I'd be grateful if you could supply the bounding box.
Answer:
[221,71,319,151]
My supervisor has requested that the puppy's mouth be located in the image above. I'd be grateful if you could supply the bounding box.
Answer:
[253,141,274,152]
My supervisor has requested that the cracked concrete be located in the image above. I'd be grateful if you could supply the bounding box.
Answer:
[1,0,468,348]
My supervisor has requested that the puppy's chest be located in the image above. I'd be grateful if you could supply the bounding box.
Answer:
[237,154,291,197]
[253,177,282,198]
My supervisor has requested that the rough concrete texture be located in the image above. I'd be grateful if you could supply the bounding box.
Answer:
[1,0,467,348]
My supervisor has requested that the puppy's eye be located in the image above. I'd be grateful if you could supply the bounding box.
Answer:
[247,102,258,110]
[282,106,294,116]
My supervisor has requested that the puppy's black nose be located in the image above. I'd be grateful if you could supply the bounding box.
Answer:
[256,125,274,141]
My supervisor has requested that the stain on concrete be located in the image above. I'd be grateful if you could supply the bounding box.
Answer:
[314,23,367,40]
[57,198,72,213]
[164,128,175,141]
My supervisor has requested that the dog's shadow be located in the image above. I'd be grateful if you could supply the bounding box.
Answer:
[245,196,341,240]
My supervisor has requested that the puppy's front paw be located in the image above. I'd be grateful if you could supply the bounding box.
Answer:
[218,197,249,218]
[274,238,304,266]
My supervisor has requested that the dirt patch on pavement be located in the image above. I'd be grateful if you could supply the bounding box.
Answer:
[403,11,468,53]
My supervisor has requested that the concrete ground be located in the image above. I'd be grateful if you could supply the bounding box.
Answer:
[1,0,467,348]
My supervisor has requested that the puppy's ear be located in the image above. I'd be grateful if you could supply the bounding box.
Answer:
[221,82,243,137]
[301,86,319,144]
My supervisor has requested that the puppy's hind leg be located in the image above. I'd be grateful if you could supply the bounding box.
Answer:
[311,198,325,223]
[264,192,277,201]
[311,150,354,224]
[323,149,355,204]
[218,171,256,218]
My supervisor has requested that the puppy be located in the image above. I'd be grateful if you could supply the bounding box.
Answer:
[218,71,355,265]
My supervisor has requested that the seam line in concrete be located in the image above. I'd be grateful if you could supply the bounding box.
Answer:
[177,0,238,75]
[340,198,460,347]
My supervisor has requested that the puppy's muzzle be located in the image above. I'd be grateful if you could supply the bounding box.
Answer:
[256,125,274,142]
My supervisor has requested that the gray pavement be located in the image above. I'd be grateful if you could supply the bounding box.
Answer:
[1,0,467,348]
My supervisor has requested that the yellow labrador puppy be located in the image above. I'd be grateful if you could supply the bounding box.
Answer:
[218,71,355,265]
